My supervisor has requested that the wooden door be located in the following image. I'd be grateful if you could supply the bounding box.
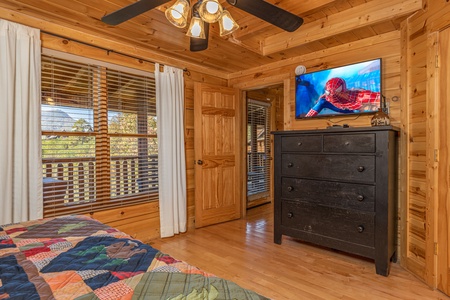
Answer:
[194,82,242,228]
[437,26,450,295]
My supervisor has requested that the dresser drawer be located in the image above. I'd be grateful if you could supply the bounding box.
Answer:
[281,135,322,152]
[281,178,375,212]
[281,154,375,183]
[281,200,374,247]
[323,133,375,153]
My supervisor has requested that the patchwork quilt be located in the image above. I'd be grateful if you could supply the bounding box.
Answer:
[0,215,268,300]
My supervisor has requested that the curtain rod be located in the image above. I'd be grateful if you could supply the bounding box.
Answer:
[41,31,189,73]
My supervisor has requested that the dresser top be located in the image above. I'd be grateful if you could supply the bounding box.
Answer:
[271,125,400,135]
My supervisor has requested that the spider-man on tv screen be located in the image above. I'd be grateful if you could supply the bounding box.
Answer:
[295,59,381,119]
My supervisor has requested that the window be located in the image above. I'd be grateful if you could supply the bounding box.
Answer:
[41,55,157,217]
[247,100,271,200]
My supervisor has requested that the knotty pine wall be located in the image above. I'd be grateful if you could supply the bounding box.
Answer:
[400,0,450,288]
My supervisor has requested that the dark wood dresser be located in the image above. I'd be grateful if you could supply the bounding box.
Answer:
[272,126,399,276]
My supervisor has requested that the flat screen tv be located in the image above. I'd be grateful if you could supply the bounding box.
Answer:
[295,58,381,119]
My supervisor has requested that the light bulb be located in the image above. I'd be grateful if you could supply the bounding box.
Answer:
[171,4,185,19]
[192,23,201,37]
[219,10,239,36]
[171,10,182,19]
[198,0,223,23]
[165,0,190,28]
[206,2,219,14]
[186,16,206,39]
[222,15,234,30]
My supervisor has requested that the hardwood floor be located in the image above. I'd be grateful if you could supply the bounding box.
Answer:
[150,203,448,300]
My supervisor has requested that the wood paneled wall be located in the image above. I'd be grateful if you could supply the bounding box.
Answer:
[86,202,160,242]
[401,0,450,288]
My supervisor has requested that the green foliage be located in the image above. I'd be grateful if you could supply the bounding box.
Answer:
[42,135,95,158]
[73,118,93,133]
[109,113,138,156]
[42,113,158,159]
[109,112,137,134]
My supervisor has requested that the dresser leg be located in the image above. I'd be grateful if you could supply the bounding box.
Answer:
[274,233,282,244]
[391,251,398,263]
[375,260,391,276]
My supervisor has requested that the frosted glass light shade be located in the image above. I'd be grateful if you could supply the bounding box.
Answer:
[186,16,206,39]
[198,0,223,23]
[165,0,190,28]
[219,10,239,36]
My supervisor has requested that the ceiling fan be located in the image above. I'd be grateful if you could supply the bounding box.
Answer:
[101,0,303,52]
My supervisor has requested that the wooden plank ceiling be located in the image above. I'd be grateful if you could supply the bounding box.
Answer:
[0,0,421,75]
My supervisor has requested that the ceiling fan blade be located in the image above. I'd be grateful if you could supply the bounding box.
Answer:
[102,0,170,25]
[190,23,210,52]
[226,0,303,32]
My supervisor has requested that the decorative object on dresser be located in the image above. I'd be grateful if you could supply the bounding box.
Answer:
[272,126,399,276]
[371,96,390,126]
[371,108,390,126]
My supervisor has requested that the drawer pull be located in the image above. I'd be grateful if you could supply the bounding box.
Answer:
[357,166,365,172]
[297,142,303,146]
[357,225,365,233]
[287,212,294,218]
[287,186,294,192]
[287,162,294,168]
[357,195,364,201]
[345,141,350,146]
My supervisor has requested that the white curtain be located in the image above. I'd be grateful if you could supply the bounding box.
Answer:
[155,63,187,238]
[0,20,42,224]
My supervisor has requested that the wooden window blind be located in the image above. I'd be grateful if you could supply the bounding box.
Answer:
[106,69,158,204]
[247,100,271,199]
[41,55,157,217]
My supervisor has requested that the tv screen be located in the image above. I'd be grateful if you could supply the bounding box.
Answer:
[295,58,381,119]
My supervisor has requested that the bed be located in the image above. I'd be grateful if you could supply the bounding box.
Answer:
[0,215,268,300]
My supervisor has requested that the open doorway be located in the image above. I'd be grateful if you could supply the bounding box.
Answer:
[246,85,283,208]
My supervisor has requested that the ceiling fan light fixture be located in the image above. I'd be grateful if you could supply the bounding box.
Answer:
[198,0,223,23]
[186,13,206,39]
[219,9,239,36]
[165,0,190,28]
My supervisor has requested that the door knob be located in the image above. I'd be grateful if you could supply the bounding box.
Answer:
[197,160,203,165]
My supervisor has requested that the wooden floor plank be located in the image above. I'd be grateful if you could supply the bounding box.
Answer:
[150,203,449,300]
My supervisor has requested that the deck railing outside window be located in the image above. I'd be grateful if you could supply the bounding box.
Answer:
[43,155,158,199]
[41,54,157,217]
